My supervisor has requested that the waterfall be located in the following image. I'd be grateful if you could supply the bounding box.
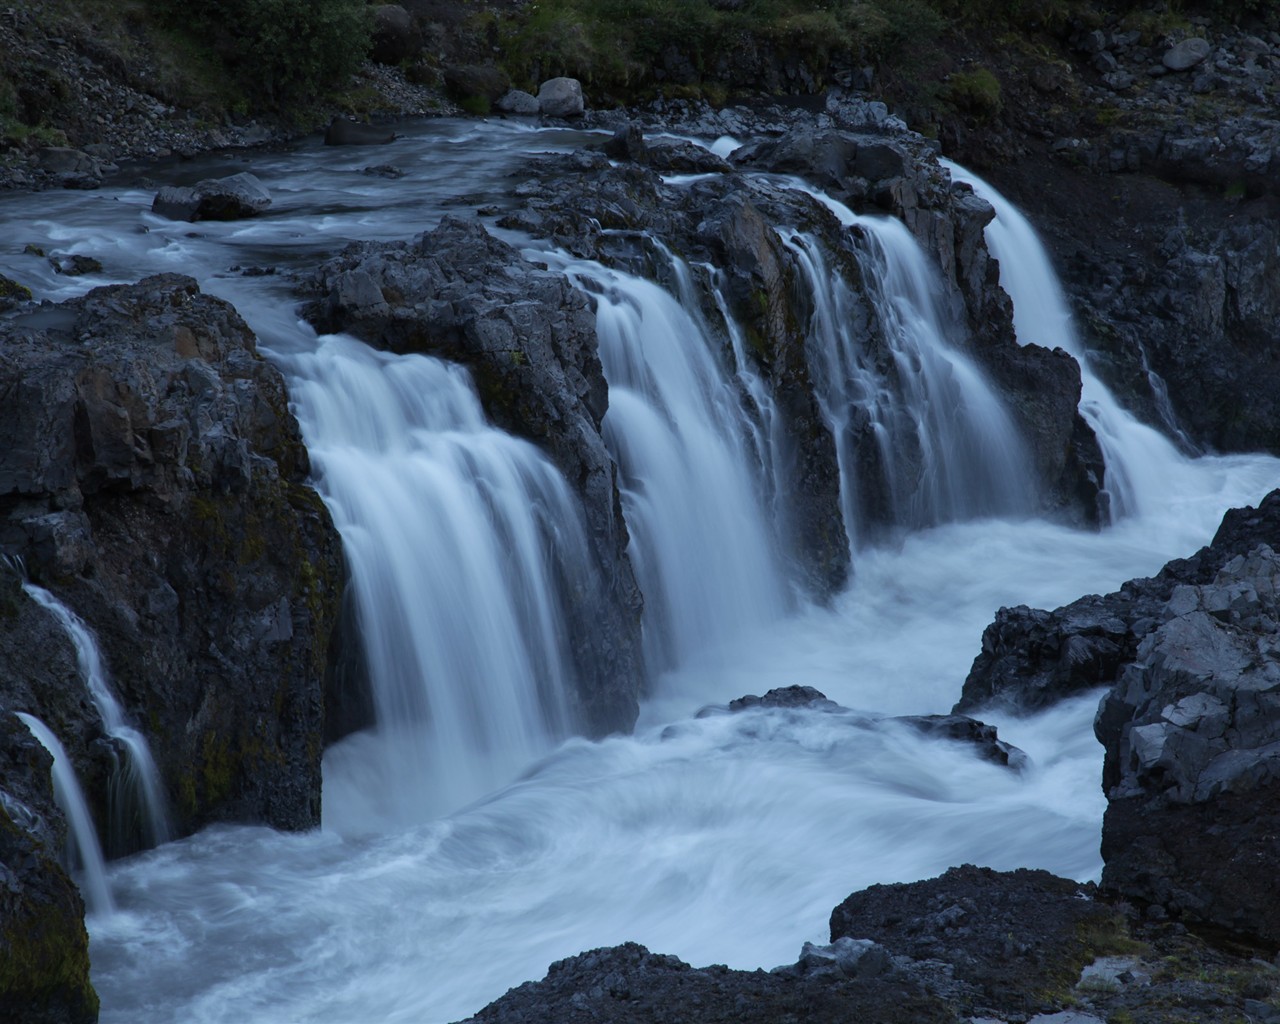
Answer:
[942,160,1191,520]
[21,582,170,855]
[544,251,789,672]
[779,206,1033,548]
[16,712,115,916]
[281,334,592,830]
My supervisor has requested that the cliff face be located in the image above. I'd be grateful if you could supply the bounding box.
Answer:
[0,274,348,840]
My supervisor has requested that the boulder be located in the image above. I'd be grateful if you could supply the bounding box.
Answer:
[603,122,649,164]
[151,171,271,221]
[370,4,417,65]
[324,118,396,146]
[1163,38,1212,72]
[302,217,644,736]
[444,64,511,105]
[538,77,585,118]
[494,89,540,116]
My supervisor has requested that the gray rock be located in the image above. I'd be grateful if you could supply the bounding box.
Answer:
[324,118,396,146]
[1164,37,1212,71]
[370,4,417,65]
[151,171,271,221]
[494,89,540,115]
[538,77,585,118]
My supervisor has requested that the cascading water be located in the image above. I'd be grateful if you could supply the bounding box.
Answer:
[780,208,1033,547]
[942,160,1193,520]
[16,712,115,915]
[545,250,789,671]
[278,333,592,831]
[21,582,170,855]
[1,118,1277,1024]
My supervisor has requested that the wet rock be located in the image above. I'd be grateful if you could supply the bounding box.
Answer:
[324,118,396,146]
[603,122,649,164]
[302,217,644,736]
[151,171,272,221]
[538,77,585,118]
[48,254,101,276]
[0,274,345,841]
[729,685,837,711]
[893,713,1029,769]
[0,711,97,1024]
[0,274,33,311]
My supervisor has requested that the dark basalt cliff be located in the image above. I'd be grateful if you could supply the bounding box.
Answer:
[0,276,347,1016]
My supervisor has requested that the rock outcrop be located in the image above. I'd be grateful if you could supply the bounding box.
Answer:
[0,274,345,841]
[0,711,96,1024]
[303,217,645,736]
[958,490,1280,945]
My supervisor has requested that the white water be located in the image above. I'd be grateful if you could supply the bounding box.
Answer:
[280,334,590,831]
[21,582,171,853]
[782,211,1032,546]
[943,160,1194,521]
[0,120,1277,1023]
[16,712,116,916]
[550,251,789,670]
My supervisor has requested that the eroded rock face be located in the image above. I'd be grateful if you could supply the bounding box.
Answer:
[0,712,96,1024]
[957,489,1280,944]
[303,217,644,736]
[0,274,345,840]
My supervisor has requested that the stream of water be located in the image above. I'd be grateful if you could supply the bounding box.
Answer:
[2,118,1277,1023]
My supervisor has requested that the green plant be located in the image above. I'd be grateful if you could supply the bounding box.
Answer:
[944,66,1003,116]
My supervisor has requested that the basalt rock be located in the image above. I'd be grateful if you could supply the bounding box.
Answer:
[151,172,272,222]
[0,711,97,1024]
[957,490,1280,945]
[303,217,645,737]
[0,274,346,842]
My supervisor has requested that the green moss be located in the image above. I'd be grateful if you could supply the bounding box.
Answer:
[0,275,32,302]
[944,66,1003,117]
[459,94,492,117]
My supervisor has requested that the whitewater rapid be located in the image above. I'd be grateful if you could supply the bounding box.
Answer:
[1,118,1277,1024]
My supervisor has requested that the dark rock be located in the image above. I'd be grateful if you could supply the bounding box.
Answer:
[151,172,271,222]
[0,274,346,842]
[0,711,97,1024]
[444,64,511,106]
[302,217,644,736]
[603,122,649,164]
[455,940,955,1024]
[830,865,1124,1016]
[0,274,34,311]
[48,254,102,277]
[728,685,837,711]
[893,713,1029,769]
[646,140,731,175]
[324,118,396,147]
[370,4,418,66]
[958,489,1280,715]
[362,164,405,179]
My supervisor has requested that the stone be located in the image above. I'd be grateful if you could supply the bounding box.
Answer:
[537,77,585,118]
[151,172,271,221]
[370,4,417,65]
[494,89,540,116]
[603,122,649,164]
[1163,37,1212,71]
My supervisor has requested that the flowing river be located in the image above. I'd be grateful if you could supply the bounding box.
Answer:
[2,117,1278,1023]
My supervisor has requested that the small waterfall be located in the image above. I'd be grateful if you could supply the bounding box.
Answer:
[282,335,591,829]
[547,251,789,671]
[780,207,1033,548]
[16,712,115,916]
[22,582,170,854]
[943,160,1190,519]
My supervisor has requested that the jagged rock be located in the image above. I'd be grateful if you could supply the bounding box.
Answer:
[151,172,271,221]
[456,940,955,1024]
[0,712,97,1024]
[603,122,649,164]
[1163,38,1212,71]
[958,489,1280,715]
[538,77,585,118]
[324,118,396,146]
[728,685,837,711]
[0,274,33,311]
[0,274,345,841]
[646,139,731,174]
[494,89,539,116]
[893,713,1029,769]
[302,217,644,736]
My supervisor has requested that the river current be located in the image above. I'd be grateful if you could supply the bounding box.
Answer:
[3,118,1278,1023]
